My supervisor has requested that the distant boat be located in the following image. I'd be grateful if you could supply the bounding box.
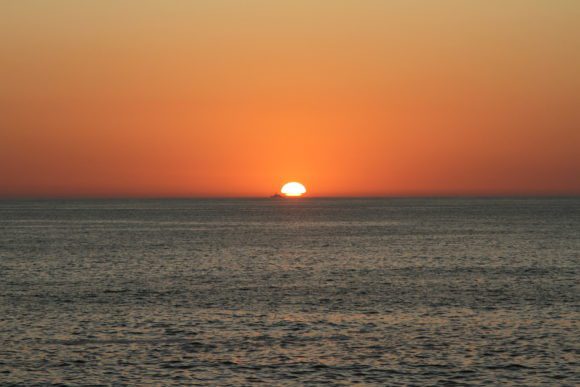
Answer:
[269,193,285,199]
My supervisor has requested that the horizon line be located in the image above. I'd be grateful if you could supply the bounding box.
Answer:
[0,193,579,201]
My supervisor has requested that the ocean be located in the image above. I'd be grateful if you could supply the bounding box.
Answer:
[0,198,578,385]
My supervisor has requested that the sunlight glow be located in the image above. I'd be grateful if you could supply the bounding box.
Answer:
[281,182,306,197]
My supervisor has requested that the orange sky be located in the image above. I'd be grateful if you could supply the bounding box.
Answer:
[1,1,579,197]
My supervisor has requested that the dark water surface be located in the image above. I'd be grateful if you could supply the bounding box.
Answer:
[0,198,578,385]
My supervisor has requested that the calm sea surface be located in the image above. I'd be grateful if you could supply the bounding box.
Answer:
[0,198,578,385]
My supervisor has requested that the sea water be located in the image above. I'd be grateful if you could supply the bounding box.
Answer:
[0,198,578,385]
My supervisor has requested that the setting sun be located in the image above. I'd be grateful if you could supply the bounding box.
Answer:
[281,182,306,197]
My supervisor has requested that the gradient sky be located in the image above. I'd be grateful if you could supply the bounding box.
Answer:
[1,1,579,197]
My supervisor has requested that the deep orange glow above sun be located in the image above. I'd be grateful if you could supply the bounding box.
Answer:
[281,182,306,197]
[0,1,579,197]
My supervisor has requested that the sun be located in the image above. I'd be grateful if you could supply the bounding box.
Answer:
[281,182,306,197]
